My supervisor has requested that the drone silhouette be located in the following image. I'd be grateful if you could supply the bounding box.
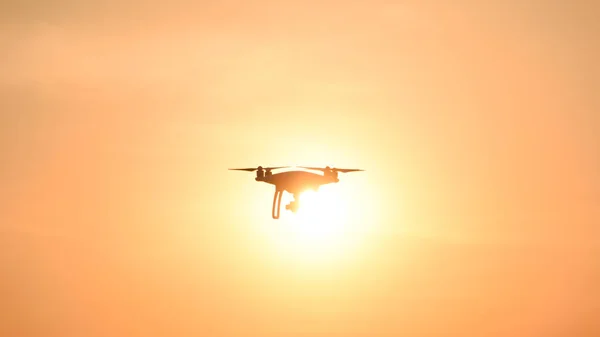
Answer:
[229,166,364,219]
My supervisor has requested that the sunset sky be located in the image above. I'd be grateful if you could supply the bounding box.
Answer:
[1,1,599,336]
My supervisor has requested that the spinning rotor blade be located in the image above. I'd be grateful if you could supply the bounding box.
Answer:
[333,168,364,173]
[228,168,258,172]
[299,166,364,173]
[228,166,290,172]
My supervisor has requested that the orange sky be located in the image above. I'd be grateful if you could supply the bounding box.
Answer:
[1,1,599,337]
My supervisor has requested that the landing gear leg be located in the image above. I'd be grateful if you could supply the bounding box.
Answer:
[272,189,283,219]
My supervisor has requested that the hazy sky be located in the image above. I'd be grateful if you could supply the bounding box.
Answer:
[1,1,599,337]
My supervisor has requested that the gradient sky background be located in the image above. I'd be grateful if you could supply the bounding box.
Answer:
[1,1,599,337]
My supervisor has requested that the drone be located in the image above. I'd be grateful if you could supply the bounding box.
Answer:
[229,166,364,219]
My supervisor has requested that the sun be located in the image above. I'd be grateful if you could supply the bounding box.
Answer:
[256,174,380,268]
[293,188,348,238]
[264,185,360,266]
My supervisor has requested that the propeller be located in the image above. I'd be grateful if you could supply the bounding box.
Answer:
[299,166,364,173]
[229,166,289,172]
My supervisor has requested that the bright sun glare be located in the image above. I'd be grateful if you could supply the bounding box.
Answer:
[267,185,361,266]
[293,189,348,239]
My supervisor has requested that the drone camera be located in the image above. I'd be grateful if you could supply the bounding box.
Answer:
[285,201,300,213]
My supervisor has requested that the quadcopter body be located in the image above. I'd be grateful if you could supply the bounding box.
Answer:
[229,166,363,219]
